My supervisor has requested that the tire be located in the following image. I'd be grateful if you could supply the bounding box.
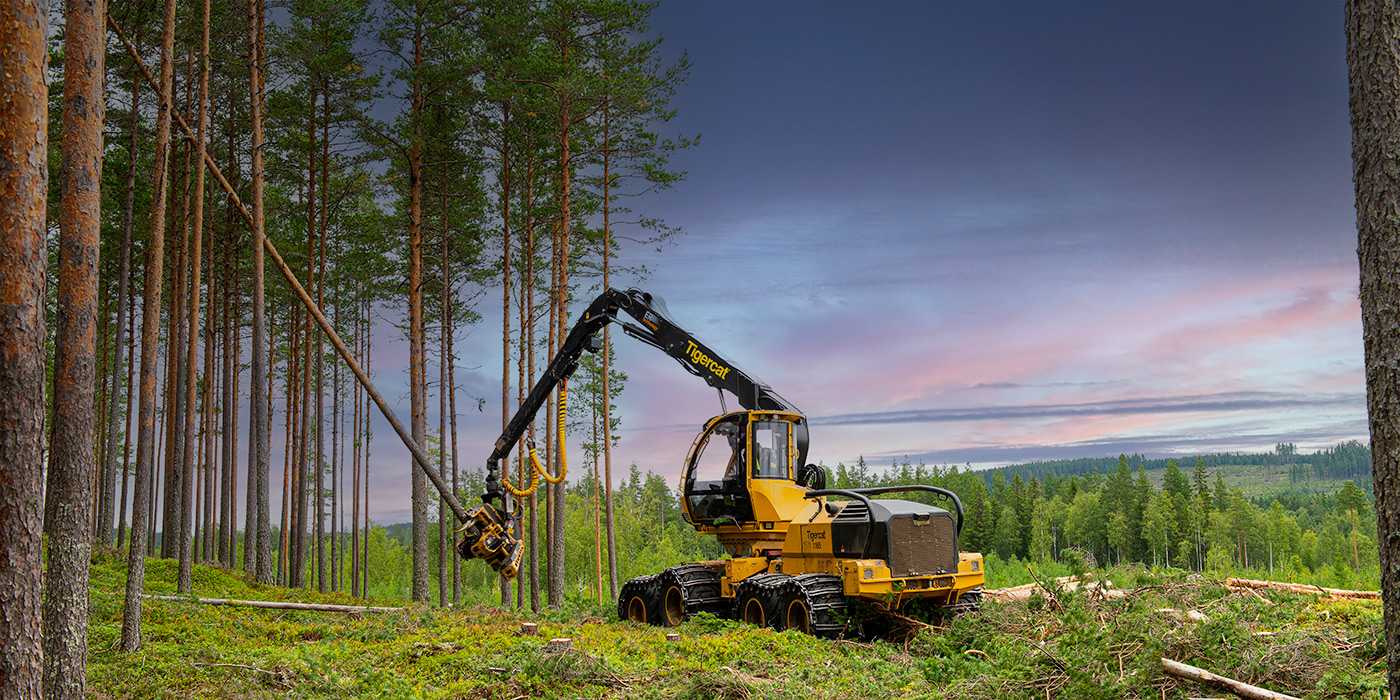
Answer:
[731,573,788,629]
[656,563,725,628]
[777,574,848,638]
[617,574,661,625]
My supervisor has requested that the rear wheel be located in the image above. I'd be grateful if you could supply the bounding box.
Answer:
[617,574,660,624]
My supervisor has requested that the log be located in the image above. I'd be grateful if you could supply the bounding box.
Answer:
[1224,577,1378,600]
[985,575,1124,600]
[1156,608,1209,623]
[142,594,401,613]
[1161,658,1303,700]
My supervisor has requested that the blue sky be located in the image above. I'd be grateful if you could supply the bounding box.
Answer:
[362,1,1365,523]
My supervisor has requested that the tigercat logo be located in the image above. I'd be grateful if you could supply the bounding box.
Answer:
[685,341,731,379]
[806,530,826,541]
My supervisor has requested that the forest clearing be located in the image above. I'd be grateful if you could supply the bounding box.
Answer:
[8,0,1400,698]
[86,551,1384,699]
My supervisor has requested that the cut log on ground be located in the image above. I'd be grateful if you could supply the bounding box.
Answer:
[984,575,1124,601]
[1224,577,1379,600]
[1161,657,1303,700]
[142,595,401,613]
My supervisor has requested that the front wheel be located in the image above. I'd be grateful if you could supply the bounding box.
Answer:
[777,574,847,638]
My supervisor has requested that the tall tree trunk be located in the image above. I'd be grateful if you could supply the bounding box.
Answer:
[219,158,234,563]
[100,15,144,548]
[249,0,274,585]
[122,0,178,652]
[117,286,136,548]
[47,0,106,682]
[448,290,461,607]
[1347,2,1400,694]
[601,105,618,599]
[161,134,189,561]
[0,0,47,689]
[201,224,216,563]
[524,160,539,611]
[550,100,574,609]
[408,17,430,604]
[179,0,211,591]
[362,293,373,597]
[498,106,515,610]
[439,200,450,608]
[351,286,362,598]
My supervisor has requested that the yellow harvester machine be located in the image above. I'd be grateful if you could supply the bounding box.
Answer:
[459,288,984,637]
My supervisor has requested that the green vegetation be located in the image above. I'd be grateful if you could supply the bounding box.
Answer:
[88,550,1383,699]
[824,444,1381,594]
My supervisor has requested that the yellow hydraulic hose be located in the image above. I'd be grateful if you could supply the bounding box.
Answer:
[499,444,540,497]
[538,377,569,484]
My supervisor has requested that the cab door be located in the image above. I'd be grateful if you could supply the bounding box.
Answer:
[680,412,754,525]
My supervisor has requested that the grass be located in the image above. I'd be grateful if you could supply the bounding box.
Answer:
[87,550,1385,699]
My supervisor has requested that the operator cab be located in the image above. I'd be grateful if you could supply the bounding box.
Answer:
[681,410,811,527]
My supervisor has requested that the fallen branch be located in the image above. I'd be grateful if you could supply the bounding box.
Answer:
[1161,658,1302,700]
[190,662,277,676]
[1224,577,1378,600]
[143,594,401,614]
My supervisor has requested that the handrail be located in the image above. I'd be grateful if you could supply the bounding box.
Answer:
[840,485,964,534]
[804,489,877,560]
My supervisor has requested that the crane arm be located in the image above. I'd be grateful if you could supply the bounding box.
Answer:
[483,287,798,504]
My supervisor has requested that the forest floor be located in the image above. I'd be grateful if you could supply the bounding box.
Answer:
[87,550,1386,700]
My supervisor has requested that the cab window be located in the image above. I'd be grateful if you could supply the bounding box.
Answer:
[751,421,789,478]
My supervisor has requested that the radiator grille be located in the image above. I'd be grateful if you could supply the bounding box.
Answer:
[887,515,957,576]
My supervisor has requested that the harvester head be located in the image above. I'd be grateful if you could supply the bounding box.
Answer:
[457,502,522,580]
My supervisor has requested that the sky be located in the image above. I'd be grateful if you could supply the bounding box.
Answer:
[358,1,1365,523]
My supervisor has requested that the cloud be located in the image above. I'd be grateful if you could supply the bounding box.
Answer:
[811,391,1360,427]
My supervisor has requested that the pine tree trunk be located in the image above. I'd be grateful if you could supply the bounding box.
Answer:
[351,289,362,598]
[499,107,515,609]
[249,0,274,586]
[601,106,618,599]
[123,0,178,651]
[0,0,47,687]
[45,0,104,691]
[408,17,430,604]
[448,291,461,607]
[178,0,211,591]
[117,288,136,548]
[439,199,450,608]
[101,16,144,549]
[1347,2,1400,694]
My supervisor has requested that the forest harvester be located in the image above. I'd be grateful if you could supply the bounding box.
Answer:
[457,288,984,637]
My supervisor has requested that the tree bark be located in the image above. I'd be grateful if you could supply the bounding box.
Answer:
[409,16,430,604]
[100,12,143,549]
[1347,4,1400,694]
[249,0,274,586]
[179,0,211,591]
[43,0,105,691]
[122,0,179,652]
[0,0,48,692]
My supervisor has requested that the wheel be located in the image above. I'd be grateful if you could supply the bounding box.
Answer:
[781,590,812,634]
[661,579,687,627]
[777,574,848,638]
[731,573,788,629]
[656,563,726,628]
[617,574,660,625]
